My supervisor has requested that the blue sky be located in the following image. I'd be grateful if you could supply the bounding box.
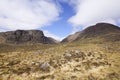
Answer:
[41,2,75,39]
[0,0,120,40]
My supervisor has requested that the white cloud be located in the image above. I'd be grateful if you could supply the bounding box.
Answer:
[0,0,61,31]
[68,0,120,28]
[43,30,63,41]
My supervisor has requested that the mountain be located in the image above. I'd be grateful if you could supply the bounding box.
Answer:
[46,37,59,43]
[61,32,81,43]
[0,30,57,44]
[61,23,120,43]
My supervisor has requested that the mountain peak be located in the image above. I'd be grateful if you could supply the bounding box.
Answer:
[62,23,120,43]
[84,23,119,34]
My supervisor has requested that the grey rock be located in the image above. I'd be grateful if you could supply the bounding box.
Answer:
[74,50,80,54]
[64,53,72,58]
[40,62,50,71]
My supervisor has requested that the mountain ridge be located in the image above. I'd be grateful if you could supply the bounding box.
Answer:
[61,23,120,43]
[0,23,120,44]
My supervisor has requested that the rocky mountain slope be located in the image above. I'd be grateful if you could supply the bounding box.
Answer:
[0,30,57,44]
[61,23,120,43]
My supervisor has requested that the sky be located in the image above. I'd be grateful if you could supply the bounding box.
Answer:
[0,0,120,41]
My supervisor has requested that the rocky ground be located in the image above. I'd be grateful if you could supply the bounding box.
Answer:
[0,43,120,80]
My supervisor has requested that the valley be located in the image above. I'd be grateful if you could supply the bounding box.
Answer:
[0,23,120,80]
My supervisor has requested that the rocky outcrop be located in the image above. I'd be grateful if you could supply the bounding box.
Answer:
[0,30,57,44]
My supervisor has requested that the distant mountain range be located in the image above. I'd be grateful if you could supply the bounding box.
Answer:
[61,23,120,43]
[0,23,120,44]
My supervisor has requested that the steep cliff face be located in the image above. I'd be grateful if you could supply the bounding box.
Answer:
[0,30,57,44]
[61,23,120,43]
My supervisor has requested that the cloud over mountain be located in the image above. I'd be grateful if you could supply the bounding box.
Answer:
[68,0,120,28]
[0,0,120,40]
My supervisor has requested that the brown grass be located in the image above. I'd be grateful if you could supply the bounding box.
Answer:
[0,40,120,80]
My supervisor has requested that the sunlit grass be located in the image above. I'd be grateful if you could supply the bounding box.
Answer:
[0,40,120,80]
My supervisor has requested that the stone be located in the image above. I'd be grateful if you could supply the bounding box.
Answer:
[40,62,50,71]
[64,53,72,58]
[74,50,80,54]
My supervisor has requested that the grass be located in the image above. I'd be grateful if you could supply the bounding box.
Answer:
[0,39,120,80]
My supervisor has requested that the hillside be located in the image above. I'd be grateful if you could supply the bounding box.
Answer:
[61,32,81,43]
[62,23,120,43]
